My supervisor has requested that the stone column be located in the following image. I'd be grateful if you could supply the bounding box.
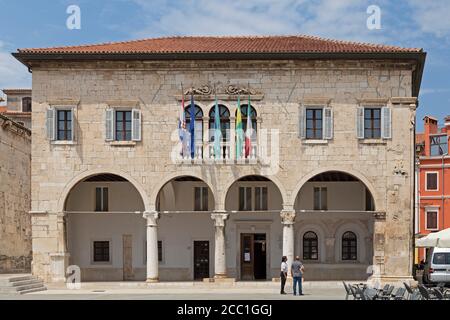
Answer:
[369,211,386,285]
[50,212,70,283]
[144,211,160,282]
[280,210,296,275]
[211,212,229,278]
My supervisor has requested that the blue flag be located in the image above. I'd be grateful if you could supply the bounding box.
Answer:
[189,95,195,159]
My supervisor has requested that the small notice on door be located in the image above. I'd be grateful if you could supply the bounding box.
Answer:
[244,252,251,262]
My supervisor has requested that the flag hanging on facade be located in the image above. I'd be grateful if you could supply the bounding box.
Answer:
[214,95,221,159]
[245,95,253,158]
[236,95,243,159]
[178,90,187,157]
[189,94,195,159]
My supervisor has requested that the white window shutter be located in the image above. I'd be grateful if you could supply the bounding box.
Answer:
[46,107,56,140]
[105,109,114,141]
[381,107,392,139]
[323,107,333,140]
[299,106,306,139]
[356,107,364,139]
[70,107,75,141]
[131,109,141,141]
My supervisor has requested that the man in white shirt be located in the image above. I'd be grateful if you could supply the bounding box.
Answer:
[280,256,288,294]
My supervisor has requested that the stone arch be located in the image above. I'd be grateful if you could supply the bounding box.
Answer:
[57,168,150,213]
[221,173,288,211]
[295,223,327,263]
[290,166,380,210]
[149,172,218,211]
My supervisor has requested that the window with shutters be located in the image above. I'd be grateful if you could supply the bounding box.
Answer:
[426,172,439,191]
[115,110,132,141]
[239,187,252,211]
[306,108,323,139]
[364,108,381,139]
[194,186,208,211]
[425,210,438,230]
[56,109,72,140]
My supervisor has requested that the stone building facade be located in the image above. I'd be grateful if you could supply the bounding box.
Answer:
[0,89,32,129]
[0,113,32,273]
[13,36,426,283]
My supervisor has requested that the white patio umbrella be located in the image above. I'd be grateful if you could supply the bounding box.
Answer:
[416,228,450,248]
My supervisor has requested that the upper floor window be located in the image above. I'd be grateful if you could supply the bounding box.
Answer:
[239,187,252,211]
[425,209,438,230]
[237,104,257,139]
[303,231,318,260]
[306,108,323,139]
[194,186,208,211]
[95,187,109,212]
[209,105,230,142]
[22,97,31,112]
[254,186,268,211]
[57,109,73,141]
[313,187,327,210]
[299,106,333,140]
[185,105,203,156]
[342,231,357,261]
[115,110,132,141]
[430,135,448,156]
[364,108,381,139]
[426,172,438,191]
[105,108,141,142]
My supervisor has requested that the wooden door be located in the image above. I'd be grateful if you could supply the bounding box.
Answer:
[122,234,134,280]
[240,234,254,280]
[193,241,210,280]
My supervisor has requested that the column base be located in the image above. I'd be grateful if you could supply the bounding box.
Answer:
[367,275,417,286]
[146,278,159,283]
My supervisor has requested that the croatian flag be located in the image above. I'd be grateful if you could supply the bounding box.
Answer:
[189,94,195,159]
[244,96,253,158]
[178,93,187,157]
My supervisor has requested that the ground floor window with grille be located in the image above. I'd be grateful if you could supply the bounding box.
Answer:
[342,231,357,261]
[93,241,110,262]
[303,231,318,260]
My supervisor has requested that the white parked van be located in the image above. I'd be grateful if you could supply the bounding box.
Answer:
[423,247,450,284]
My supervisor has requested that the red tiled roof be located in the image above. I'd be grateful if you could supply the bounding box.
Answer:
[16,35,423,55]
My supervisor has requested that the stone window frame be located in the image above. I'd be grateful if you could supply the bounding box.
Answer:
[48,103,78,145]
[299,98,333,144]
[90,238,113,266]
[424,207,439,231]
[105,101,141,146]
[425,171,439,192]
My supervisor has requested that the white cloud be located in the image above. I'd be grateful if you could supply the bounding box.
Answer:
[407,0,450,38]
[0,41,31,91]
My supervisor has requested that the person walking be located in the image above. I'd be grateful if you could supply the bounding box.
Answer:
[280,256,288,294]
[291,256,305,296]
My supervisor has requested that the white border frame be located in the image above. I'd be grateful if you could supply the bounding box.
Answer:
[424,207,439,231]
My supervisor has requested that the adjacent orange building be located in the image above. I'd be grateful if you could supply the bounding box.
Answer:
[416,115,450,261]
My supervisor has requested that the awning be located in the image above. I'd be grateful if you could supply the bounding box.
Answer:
[416,228,450,247]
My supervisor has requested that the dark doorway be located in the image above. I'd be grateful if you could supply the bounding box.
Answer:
[193,241,210,280]
[240,233,267,280]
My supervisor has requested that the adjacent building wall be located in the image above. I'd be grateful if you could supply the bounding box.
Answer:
[0,114,31,273]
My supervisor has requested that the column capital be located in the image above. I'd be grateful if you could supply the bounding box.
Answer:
[211,211,229,227]
[143,211,160,226]
[280,210,296,225]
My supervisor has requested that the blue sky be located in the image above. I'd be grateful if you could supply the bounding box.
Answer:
[0,0,449,131]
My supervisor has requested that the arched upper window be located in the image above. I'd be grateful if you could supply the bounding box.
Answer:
[303,231,318,260]
[22,97,32,112]
[342,231,357,261]
[184,105,203,156]
[209,105,230,142]
[236,104,257,140]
